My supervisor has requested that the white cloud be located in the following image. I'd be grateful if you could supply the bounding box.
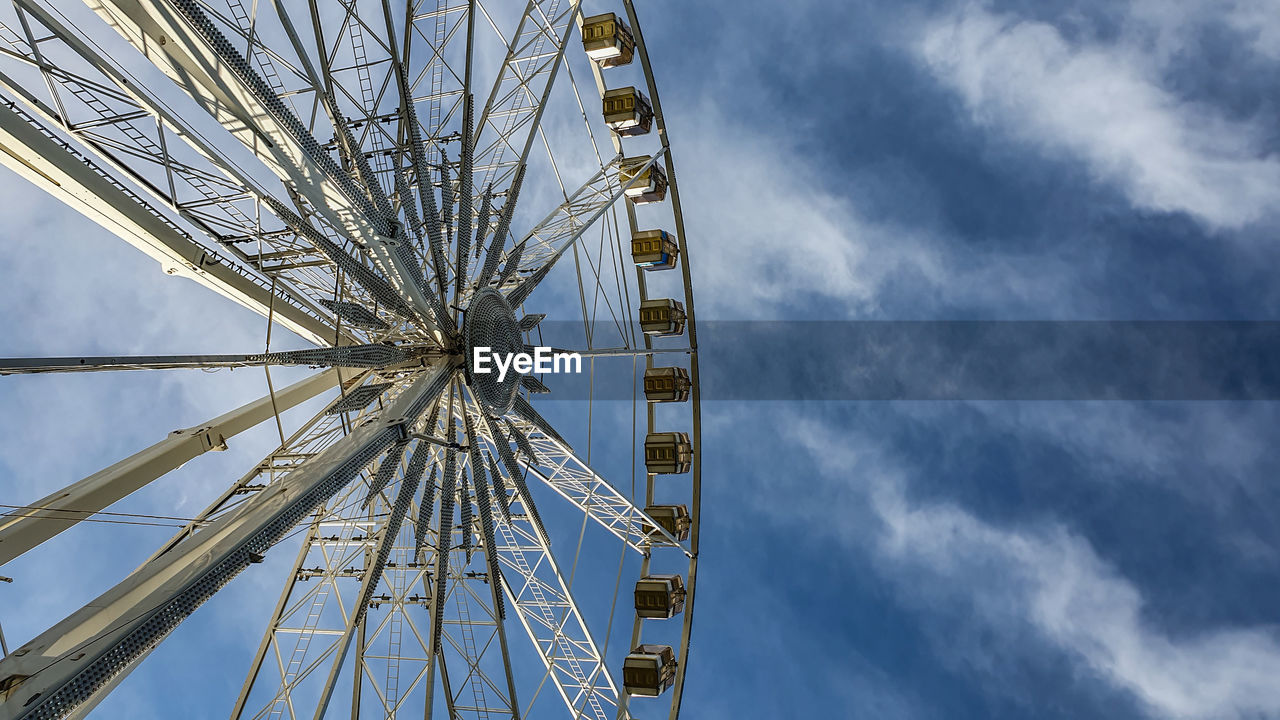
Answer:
[672,100,1102,319]
[775,414,1280,719]
[1126,0,1280,62]
[667,103,903,316]
[876,488,1280,719]
[917,3,1280,230]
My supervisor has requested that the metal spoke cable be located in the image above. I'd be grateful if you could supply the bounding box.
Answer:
[0,504,209,529]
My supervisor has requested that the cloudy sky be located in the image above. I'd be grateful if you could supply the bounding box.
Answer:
[5,0,1280,719]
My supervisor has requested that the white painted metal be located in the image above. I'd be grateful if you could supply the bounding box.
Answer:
[87,0,445,336]
[0,368,339,565]
[0,94,336,345]
[0,366,451,719]
[0,1,701,718]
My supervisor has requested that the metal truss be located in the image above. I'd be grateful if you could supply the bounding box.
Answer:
[83,0,443,334]
[472,0,581,199]
[465,394,682,555]
[489,149,664,310]
[0,1,699,719]
[492,517,619,720]
[0,0,396,344]
[231,383,522,720]
[0,84,338,345]
[0,369,339,565]
[0,366,451,719]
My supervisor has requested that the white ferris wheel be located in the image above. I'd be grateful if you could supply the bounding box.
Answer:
[0,1,700,719]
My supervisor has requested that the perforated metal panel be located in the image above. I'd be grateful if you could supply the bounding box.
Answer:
[18,425,398,720]
[326,383,392,415]
[168,0,390,235]
[470,453,506,619]
[318,300,388,330]
[464,288,523,414]
[431,448,458,653]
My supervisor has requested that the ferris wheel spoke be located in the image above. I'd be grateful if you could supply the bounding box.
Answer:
[384,7,450,298]
[429,392,459,653]
[429,426,523,720]
[234,401,448,720]
[481,411,552,548]
[472,0,582,200]
[306,439,429,720]
[477,163,526,287]
[83,0,447,337]
[297,0,398,220]
[0,344,430,376]
[501,413,687,555]
[258,194,442,330]
[487,151,662,310]
[433,551,519,719]
[0,366,451,720]
[509,394,566,445]
[0,369,339,567]
[454,0,478,297]
[0,80,339,345]
[282,0,453,329]
[492,509,620,720]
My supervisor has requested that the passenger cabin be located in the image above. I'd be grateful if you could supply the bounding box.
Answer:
[581,13,635,67]
[603,87,653,137]
[635,574,687,619]
[622,644,677,697]
[644,366,691,402]
[639,298,686,337]
[642,504,691,542]
[631,229,679,271]
[620,156,668,204]
[645,431,693,474]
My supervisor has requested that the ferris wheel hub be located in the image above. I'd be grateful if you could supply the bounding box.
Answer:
[463,287,523,414]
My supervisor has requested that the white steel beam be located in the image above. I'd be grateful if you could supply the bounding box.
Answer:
[0,95,336,346]
[499,151,662,295]
[85,0,444,336]
[470,396,683,554]
[495,515,619,720]
[0,365,453,720]
[472,0,583,199]
[0,369,340,566]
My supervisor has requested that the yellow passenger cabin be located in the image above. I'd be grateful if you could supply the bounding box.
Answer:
[581,13,635,67]
[642,504,691,542]
[643,366,691,402]
[631,229,679,271]
[634,574,686,619]
[603,86,653,137]
[645,431,692,474]
[619,156,668,204]
[638,298,686,337]
[622,644,677,697]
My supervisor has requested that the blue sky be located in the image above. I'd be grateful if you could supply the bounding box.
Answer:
[5,0,1280,719]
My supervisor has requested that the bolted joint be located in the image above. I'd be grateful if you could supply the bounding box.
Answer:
[383,416,411,440]
[169,426,228,452]
[0,673,27,700]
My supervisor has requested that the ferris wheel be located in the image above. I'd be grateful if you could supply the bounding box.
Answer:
[0,1,700,718]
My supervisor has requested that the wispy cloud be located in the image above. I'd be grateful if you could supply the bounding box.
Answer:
[773,413,1280,719]
[917,3,1280,230]
[673,99,1102,319]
